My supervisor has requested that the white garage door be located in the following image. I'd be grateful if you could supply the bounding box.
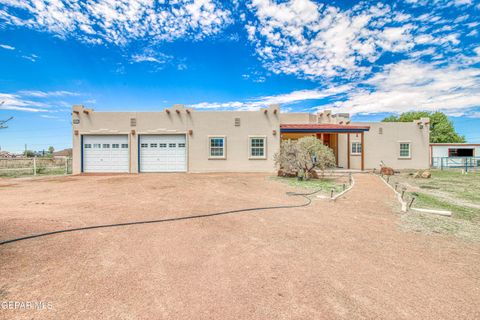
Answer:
[139,135,186,172]
[83,135,129,173]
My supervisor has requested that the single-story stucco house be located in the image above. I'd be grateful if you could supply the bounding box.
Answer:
[71,104,430,174]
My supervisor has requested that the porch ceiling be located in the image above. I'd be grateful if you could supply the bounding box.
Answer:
[280,124,370,133]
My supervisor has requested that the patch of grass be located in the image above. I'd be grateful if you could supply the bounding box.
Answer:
[271,176,345,193]
[401,212,480,243]
[410,192,479,222]
[413,170,480,203]
[0,167,70,178]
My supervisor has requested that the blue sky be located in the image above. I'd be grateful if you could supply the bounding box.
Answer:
[0,0,479,153]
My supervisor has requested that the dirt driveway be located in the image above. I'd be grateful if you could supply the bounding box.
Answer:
[1,173,479,319]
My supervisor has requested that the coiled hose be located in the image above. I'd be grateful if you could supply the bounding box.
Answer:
[0,189,322,246]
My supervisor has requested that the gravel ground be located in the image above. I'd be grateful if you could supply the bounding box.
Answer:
[0,173,479,319]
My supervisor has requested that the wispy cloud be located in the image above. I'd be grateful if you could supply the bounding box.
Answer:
[0,44,15,50]
[18,90,80,98]
[21,53,38,62]
[189,85,351,110]
[0,90,82,112]
[131,50,173,65]
[0,93,49,112]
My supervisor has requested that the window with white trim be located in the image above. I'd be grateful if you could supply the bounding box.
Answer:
[84,144,92,148]
[209,137,225,158]
[399,142,411,158]
[103,144,110,148]
[112,144,119,148]
[150,143,157,148]
[169,143,176,148]
[351,142,362,155]
[159,143,167,148]
[249,137,266,159]
[178,143,186,148]
[121,144,128,148]
[93,144,101,148]
[141,143,148,148]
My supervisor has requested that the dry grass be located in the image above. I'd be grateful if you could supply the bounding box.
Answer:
[384,169,480,242]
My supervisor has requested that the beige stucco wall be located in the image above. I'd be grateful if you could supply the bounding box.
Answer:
[72,104,280,174]
[335,120,430,170]
[72,105,430,173]
[279,113,313,124]
[280,109,429,170]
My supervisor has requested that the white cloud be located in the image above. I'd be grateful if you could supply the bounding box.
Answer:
[245,0,478,82]
[0,44,15,50]
[0,0,232,46]
[0,90,81,112]
[0,93,49,112]
[131,50,173,65]
[245,1,417,80]
[330,61,480,116]
[18,90,79,97]
[189,85,351,110]
[40,114,60,119]
[21,54,38,62]
[467,111,480,118]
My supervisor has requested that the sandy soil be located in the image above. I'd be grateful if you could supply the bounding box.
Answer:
[0,173,479,319]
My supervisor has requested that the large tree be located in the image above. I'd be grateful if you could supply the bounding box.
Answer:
[382,111,465,143]
[274,136,336,180]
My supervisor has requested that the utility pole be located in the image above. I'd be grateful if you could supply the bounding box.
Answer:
[0,102,14,129]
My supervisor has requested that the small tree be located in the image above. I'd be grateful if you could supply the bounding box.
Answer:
[48,146,55,154]
[23,150,35,157]
[275,136,336,180]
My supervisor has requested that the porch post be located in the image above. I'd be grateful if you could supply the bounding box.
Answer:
[335,134,338,166]
[361,131,365,171]
[347,133,350,169]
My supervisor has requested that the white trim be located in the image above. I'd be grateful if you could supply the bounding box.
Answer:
[351,141,362,156]
[208,135,226,160]
[398,141,411,159]
[248,135,267,160]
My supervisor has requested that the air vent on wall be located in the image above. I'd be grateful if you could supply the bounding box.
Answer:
[130,118,137,127]
[234,118,240,127]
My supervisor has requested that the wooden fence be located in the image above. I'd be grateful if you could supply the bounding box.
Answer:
[0,157,72,177]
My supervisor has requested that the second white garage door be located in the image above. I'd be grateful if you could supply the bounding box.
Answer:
[139,135,187,172]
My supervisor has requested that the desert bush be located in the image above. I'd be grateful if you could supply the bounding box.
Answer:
[274,136,336,180]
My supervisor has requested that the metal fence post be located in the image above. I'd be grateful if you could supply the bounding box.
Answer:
[65,158,68,175]
[33,156,37,176]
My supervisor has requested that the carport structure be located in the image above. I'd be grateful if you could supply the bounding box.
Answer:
[280,124,371,171]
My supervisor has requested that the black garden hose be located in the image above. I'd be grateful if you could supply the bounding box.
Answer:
[0,189,322,246]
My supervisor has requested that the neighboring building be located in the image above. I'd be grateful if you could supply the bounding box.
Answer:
[430,143,480,168]
[53,148,73,158]
[0,151,19,158]
[71,104,430,174]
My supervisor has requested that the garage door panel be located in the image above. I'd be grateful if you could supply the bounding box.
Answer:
[139,135,186,172]
[83,135,129,173]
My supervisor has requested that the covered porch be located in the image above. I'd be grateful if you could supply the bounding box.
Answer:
[280,124,371,171]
